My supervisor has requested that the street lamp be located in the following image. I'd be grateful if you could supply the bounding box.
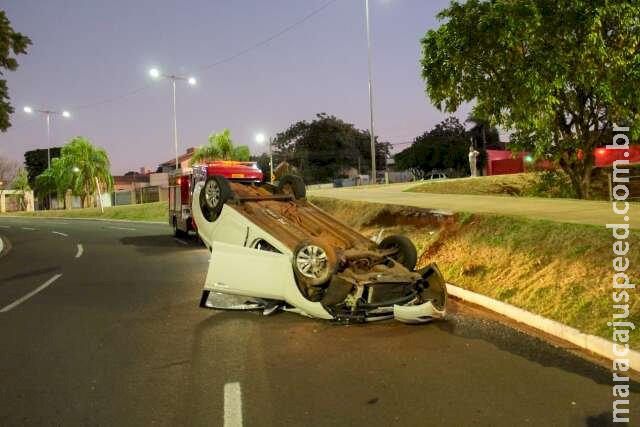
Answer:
[365,0,377,184]
[255,133,273,184]
[149,67,197,170]
[23,106,71,170]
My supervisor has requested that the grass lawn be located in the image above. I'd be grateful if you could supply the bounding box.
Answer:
[408,173,536,196]
[1,201,168,222]
[407,171,612,200]
[311,197,639,349]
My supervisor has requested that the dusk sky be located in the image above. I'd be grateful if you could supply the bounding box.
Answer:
[0,0,473,174]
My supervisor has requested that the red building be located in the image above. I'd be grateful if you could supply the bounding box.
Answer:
[485,146,640,176]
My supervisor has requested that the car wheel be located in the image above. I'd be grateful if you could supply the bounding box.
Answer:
[379,235,417,271]
[277,175,306,200]
[292,241,335,287]
[200,175,233,221]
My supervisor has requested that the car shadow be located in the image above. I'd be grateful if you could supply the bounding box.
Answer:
[119,235,204,255]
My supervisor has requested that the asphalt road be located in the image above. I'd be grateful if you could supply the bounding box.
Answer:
[0,217,637,426]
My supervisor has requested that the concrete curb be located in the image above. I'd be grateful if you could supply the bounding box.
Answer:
[0,215,166,225]
[446,283,639,368]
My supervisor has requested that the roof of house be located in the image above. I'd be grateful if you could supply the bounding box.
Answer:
[113,174,150,185]
[159,147,197,167]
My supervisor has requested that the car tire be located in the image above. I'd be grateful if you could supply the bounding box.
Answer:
[277,175,306,200]
[200,175,233,221]
[292,241,335,288]
[379,235,417,271]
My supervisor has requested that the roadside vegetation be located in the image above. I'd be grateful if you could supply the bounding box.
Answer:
[2,201,167,222]
[421,1,639,199]
[407,170,615,201]
[311,197,640,349]
[190,128,251,165]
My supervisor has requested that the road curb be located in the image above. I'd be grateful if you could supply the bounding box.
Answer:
[446,283,639,367]
[0,215,166,225]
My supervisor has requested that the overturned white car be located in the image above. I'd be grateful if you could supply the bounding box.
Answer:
[192,172,447,324]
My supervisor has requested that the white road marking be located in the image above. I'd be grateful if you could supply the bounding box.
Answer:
[21,227,36,231]
[51,231,68,237]
[75,244,84,258]
[0,274,63,313]
[224,382,243,427]
[174,238,188,245]
[109,226,136,231]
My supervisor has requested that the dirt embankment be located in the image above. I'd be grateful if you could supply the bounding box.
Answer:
[310,196,640,349]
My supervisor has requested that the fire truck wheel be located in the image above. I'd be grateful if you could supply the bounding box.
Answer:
[172,217,184,237]
[277,175,306,200]
[200,175,233,221]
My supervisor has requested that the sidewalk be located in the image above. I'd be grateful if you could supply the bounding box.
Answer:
[309,183,637,229]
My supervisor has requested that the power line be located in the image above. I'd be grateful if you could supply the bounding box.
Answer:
[72,83,155,111]
[199,0,337,71]
[68,0,338,112]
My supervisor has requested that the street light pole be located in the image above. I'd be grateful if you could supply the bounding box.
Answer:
[268,137,274,184]
[23,106,71,210]
[365,0,376,184]
[171,77,179,170]
[149,68,197,171]
[45,112,51,169]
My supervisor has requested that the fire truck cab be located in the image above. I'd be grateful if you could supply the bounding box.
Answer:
[168,161,264,236]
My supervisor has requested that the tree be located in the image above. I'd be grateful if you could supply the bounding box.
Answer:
[35,157,68,208]
[394,117,471,178]
[190,129,251,165]
[420,0,640,198]
[273,113,390,184]
[0,154,18,185]
[24,147,62,189]
[0,11,31,132]
[62,137,113,207]
[35,137,113,208]
[466,115,503,150]
[11,168,30,209]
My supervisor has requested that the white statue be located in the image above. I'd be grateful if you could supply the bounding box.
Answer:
[468,146,480,177]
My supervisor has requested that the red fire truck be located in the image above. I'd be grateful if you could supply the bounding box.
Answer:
[168,161,264,236]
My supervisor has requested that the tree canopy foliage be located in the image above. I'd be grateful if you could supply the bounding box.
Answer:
[394,117,479,178]
[0,11,31,132]
[190,129,251,165]
[24,147,62,188]
[0,154,18,185]
[35,137,112,207]
[421,0,640,198]
[273,113,390,184]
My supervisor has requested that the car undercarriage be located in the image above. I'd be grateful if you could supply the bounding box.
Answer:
[192,174,448,323]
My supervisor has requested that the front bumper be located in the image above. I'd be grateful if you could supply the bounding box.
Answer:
[393,300,446,324]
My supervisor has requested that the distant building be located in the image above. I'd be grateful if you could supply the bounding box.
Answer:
[112,173,151,192]
[157,147,197,172]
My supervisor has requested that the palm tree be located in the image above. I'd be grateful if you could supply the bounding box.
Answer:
[190,129,251,165]
[62,137,113,207]
[35,157,69,209]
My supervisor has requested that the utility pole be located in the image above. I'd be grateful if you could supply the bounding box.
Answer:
[365,0,376,184]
